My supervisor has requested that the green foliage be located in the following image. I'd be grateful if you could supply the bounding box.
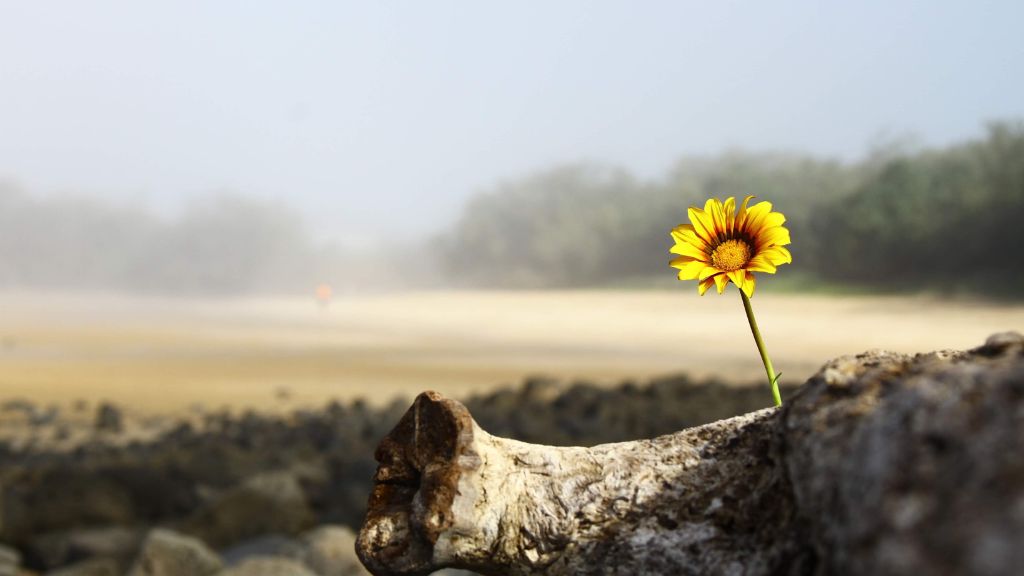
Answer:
[438,121,1024,297]
[815,121,1024,295]
[438,165,657,287]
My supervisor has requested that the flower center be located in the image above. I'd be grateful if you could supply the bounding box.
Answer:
[711,239,751,271]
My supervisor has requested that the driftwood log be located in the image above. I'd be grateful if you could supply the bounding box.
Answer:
[357,333,1024,576]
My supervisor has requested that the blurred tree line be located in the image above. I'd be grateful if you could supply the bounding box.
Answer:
[438,121,1024,297]
[0,121,1019,297]
[0,191,432,295]
[0,192,316,294]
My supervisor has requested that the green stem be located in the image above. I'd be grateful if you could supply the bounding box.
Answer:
[740,290,782,407]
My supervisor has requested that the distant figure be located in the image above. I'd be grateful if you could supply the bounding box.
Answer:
[315,283,333,309]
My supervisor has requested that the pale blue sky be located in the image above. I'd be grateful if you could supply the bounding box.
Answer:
[1,1,1022,244]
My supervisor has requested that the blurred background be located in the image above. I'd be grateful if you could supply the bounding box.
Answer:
[0,0,1022,412]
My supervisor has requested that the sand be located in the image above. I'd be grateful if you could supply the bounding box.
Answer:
[0,290,1020,415]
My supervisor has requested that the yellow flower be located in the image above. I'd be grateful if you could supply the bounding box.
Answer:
[670,196,792,297]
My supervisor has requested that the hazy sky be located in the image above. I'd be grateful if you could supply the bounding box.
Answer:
[1,1,1022,245]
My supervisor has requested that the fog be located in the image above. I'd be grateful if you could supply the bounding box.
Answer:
[1,2,1022,295]
[0,182,440,294]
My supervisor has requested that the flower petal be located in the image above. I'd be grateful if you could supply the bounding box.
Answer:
[727,269,746,289]
[755,226,791,249]
[670,224,709,250]
[762,212,786,229]
[735,195,755,232]
[670,242,710,260]
[742,272,757,297]
[714,273,729,294]
[759,245,793,265]
[672,259,708,280]
[723,196,736,235]
[743,200,774,234]
[687,207,717,245]
[698,276,716,296]
[745,255,778,274]
[699,265,721,281]
[705,198,727,241]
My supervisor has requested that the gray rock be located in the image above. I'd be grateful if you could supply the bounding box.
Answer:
[28,531,71,570]
[29,526,142,570]
[12,480,138,567]
[1,399,35,414]
[36,405,61,427]
[221,535,304,566]
[784,331,1024,576]
[299,525,369,576]
[215,557,316,576]
[65,525,143,562]
[0,544,20,576]
[128,529,222,576]
[47,557,120,576]
[184,471,314,547]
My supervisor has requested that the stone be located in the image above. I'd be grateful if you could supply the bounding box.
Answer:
[7,473,142,556]
[1,399,35,415]
[0,544,20,576]
[23,526,144,569]
[299,525,369,576]
[221,535,304,567]
[46,557,120,576]
[64,526,143,563]
[215,557,317,576]
[784,334,1024,576]
[127,529,222,576]
[183,471,315,548]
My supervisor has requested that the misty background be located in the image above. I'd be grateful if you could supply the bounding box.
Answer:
[1,1,1023,297]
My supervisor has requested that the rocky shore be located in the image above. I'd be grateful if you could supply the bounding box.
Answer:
[0,371,790,575]
[8,333,1020,575]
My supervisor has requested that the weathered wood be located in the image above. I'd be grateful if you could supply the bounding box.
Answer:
[355,391,805,575]
[358,332,1024,576]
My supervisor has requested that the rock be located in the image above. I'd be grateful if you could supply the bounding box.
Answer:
[94,404,123,434]
[221,535,304,567]
[1,399,35,415]
[215,557,316,576]
[0,544,20,576]
[183,471,314,547]
[6,469,162,553]
[299,525,369,576]
[783,333,1024,576]
[26,532,70,570]
[127,529,222,576]
[26,526,141,569]
[46,557,120,576]
[65,526,143,565]
[32,405,60,428]
[518,375,562,403]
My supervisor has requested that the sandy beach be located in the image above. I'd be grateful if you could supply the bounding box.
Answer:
[0,290,1020,415]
